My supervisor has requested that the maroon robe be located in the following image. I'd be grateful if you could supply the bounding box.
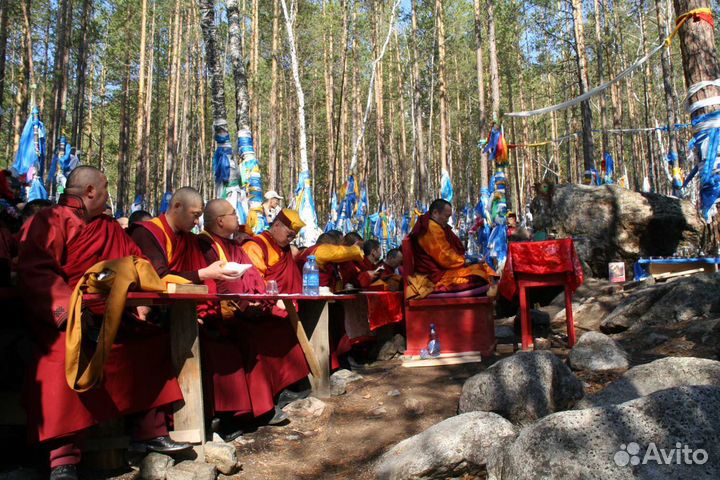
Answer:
[17,194,183,442]
[241,232,310,392]
[131,217,258,417]
[295,244,340,289]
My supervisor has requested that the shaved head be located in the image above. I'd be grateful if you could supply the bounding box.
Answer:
[170,186,203,208]
[64,165,109,218]
[166,186,204,233]
[204,199,232,227]
[203,198,239,238]
[66,165,105,190]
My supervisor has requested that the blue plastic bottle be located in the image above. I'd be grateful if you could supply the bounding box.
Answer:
[427,323,441,357]
[303,255,320,296]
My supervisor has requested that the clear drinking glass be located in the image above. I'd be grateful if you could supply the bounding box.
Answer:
[266,280,279,295]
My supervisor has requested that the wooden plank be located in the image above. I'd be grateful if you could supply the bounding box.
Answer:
[169,301,206,446]
[402,353,484,368]
[168,428,203,444]
[282,299,323,380]
[294,300,331,397]
[652,268,704,280]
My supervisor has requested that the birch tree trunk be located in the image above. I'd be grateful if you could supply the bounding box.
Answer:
[280,0,309,174]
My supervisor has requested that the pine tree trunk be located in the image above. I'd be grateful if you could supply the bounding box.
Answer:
[269,0,280,190]
[143,1,156,199]
[372,0,387,203]
[84,60,94,161]
[98,66,106,170]
[14,0,35,155]
[593,0,608,156]
[411,0,426,202]
[48,0,73,174]
[487,0,500,122]
[571,0,595,171]
[673,0,720,118]
[71,0,92,148]
[164,0,180,192]
[117,45,132,214]
[133,0,149,199]
[250,0,260,152]
[436,0,449,181]
[0,1,10,139]
[474,0,488,189]
[322,0,335,193]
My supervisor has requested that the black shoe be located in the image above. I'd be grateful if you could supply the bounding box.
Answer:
[143,435,193,454]
[50,465,78,480]
[267,405,289,426]
[277,388,311,409]
[211,417,244,442]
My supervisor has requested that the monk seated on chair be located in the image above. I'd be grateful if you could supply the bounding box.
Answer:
[18,167,190,480]
[407,198,496,298]
[295,231,363,292]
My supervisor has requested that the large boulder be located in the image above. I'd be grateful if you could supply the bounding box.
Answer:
[374,412,517,480]
[501,386,720,479]
[531,183,703,278]
[458,351,584,425]
[576,357,720,409]
[568,331,629,371]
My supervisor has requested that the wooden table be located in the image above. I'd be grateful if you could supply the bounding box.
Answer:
[84,292,357,448]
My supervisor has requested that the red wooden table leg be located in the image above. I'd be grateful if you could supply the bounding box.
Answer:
[519,284,532,350]
[564,285,576,347]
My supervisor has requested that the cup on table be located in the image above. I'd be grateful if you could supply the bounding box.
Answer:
[266,280,279,295]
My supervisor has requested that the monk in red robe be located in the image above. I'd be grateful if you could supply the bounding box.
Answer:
[295,232,363,292]
[130,189,277,437]
[240,209,311,394]
[408,199,496,294]
[17,166,189,480]
[198,199,310,435]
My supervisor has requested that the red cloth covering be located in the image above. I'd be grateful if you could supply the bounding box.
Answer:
[498,239,584,300]
[17,194,182,442]
[366,292,403,330]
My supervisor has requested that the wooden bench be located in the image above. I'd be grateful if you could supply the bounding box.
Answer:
[84,292,358,453]
[401,238,496,358]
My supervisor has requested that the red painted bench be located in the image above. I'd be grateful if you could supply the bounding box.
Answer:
[401,238,496,357]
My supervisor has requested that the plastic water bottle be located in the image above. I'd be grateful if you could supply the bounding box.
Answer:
[303,255,320,296]
[427,323,441,357]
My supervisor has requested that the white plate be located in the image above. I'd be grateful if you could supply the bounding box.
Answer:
[222,262,253,276]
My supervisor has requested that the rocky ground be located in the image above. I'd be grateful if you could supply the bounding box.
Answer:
[3,273,720,480]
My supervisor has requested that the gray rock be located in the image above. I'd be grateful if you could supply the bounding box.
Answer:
[377,340,400,361]
[140,452,175,480]
[204,442,238,475]
[569,331,629,371]
[374,412,518,480]
[392,333,406,353]
[330,369,363,395]
[459,351,584,425]
[576,357,720,409]
[368,406,388,417]
[501,386,720,479]
[554,300,617,333]
[387,389,401,397]
[600,283,672,333]
[530,183,703,277]
[165,460,217,480]
[402,398,425,416]
[282,396,326,418]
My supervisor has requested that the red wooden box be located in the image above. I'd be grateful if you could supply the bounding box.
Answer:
[401,238,496,357]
